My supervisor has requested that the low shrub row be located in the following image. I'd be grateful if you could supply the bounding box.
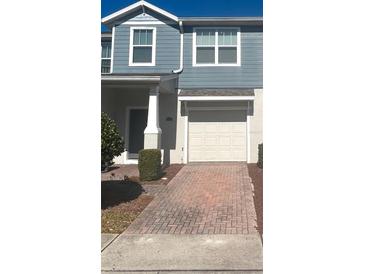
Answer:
[257,143,263,168]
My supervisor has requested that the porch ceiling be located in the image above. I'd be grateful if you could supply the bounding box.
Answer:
[101,73,178,93]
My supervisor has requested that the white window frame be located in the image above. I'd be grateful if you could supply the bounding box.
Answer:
[101,39,112,74]
[129,26,156,66]
[192,27,241,67]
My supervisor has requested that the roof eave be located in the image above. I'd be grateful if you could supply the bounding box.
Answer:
[180,17,263,26]
[101,0,178,26]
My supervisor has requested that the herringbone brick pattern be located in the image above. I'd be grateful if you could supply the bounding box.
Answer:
[124,163,258,235]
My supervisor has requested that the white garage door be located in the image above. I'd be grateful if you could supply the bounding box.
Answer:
[188,110,247,162]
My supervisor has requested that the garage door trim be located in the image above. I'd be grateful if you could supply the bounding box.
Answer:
[186,107,250,163]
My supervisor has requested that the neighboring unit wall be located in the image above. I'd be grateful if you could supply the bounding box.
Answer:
[249,89,263,163]
[179,25,263,89]
[112,9,180,74]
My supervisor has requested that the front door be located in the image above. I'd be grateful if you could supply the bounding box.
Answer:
[128,109,148,158]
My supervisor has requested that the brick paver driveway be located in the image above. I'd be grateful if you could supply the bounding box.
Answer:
[124,162,258,235]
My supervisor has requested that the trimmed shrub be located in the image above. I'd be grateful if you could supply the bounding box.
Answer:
[101,112,124,170]
[138,149,162,181]
[257,143,263,168]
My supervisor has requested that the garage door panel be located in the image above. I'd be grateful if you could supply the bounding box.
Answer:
[231,136,245,145]
[205,137,218,145]
[232,124,245,133]
[188,110,247,162]
[219,136,231,145]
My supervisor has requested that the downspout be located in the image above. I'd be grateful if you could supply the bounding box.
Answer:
[172,20,184,74]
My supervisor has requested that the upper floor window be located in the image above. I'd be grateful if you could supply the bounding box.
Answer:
[129,27,156,66]
[193,28,241,67]
[101,40,112,73]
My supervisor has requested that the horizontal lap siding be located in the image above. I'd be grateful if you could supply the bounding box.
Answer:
[179,26,263,88]
[113,22,180,73]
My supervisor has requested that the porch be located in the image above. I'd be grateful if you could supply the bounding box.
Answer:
[101,74,182,165]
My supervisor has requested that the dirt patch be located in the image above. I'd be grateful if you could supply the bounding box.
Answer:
[248,163,263,240]
[101,164,184,233]
[102,194,153,234]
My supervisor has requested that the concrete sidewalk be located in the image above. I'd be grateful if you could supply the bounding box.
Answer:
[101,233,262,273]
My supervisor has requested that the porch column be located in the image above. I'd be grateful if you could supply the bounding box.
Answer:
[144,86,162,149]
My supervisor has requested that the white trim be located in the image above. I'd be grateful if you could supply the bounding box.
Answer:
[246,111,251,163]
[183,101,189,164]
[188,106,248,111]
[129,26,156,66]
[101,75,160,82]
[101,0,178,24]
[122,21,165,25]
[110,26,115,73]
[192,27,241,67]
[178,96,255,101]
[125,106,148,161]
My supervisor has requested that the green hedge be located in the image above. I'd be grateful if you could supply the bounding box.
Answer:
[257,143,263,168]
[101,112,124,170]
[138,149,162,181]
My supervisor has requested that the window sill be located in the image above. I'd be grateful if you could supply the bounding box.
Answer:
[192,63,241,67]
[128,63,156,67]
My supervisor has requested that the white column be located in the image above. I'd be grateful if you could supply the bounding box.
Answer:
[144,86,162,149]
[246,101,251,163]
[183,101,189,164]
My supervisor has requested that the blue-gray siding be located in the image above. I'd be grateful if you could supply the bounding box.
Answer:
[110,8,262,88]
[178,26,263,89]
[112,8,180,74]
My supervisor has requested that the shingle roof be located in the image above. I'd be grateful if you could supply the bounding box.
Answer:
[179,88,255,96]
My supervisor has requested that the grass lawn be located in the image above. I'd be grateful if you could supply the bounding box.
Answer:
[248,163,263,241]
[101,164,184,234]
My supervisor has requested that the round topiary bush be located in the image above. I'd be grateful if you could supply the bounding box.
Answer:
[101,112,124,171]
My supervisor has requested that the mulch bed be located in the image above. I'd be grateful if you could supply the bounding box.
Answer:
[129,164,184,185]
[247,163,263,241]
[101,164,184,233]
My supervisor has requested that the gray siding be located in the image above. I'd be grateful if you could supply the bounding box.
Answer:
[112,9,180,74]
[179,25,263,89]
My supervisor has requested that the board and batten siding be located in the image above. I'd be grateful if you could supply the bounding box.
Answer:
[112,10,180,74]
[179,25,263,89]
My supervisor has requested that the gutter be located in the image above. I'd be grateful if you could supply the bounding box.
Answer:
[172,21,184,74]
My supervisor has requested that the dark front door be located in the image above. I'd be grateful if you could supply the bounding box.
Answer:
[128,109,148,156]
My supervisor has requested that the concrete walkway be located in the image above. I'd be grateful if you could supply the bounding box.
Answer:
[102,234,262,273]
[102,163,262,273]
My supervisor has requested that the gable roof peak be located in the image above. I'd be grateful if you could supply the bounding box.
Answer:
[101,0,178,25]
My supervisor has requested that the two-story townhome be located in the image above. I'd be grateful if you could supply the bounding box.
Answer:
[101,0,262,165]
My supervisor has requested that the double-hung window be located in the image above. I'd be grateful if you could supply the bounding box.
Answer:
[101,40,112,73]
[129,27,156,66]
[193,28,241,66]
